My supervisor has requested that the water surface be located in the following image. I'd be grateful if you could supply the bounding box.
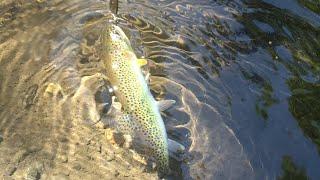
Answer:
[0,0,319,179]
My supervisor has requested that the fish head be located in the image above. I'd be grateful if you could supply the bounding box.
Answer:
[103,24,131,50]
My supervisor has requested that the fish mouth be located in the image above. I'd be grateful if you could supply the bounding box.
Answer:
[105,24,131,46]
[104,24,117,39]
[105,24,121,38]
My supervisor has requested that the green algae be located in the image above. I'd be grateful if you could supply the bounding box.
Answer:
[293,51,320,73]
[241,69,278,120]
[238,2,320,142]
[256,82,279,120]
[255,103,269,120]
[298,0,320,14]
[278,156,309,180]
[238,1,320,75]
[287,77,320,151]
[261,83,279,107]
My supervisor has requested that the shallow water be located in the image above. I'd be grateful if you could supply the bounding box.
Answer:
[0,0,319,179]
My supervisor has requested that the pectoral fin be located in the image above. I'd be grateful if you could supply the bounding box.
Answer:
[157,100,176,111]
[137,58,148,67]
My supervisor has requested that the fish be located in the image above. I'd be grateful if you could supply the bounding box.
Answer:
[101,24,184,174]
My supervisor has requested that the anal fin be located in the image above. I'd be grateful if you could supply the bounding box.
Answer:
[168,138,185,153]
[168,138,185,161]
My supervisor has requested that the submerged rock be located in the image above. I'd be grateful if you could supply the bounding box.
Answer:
[25,162,44,180]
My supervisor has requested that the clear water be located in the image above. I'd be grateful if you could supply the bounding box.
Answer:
[0,0,319,179]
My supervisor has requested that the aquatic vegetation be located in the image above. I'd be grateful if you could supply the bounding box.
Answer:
[287,77,320,151]
[261,83,279,107]
[239,1,320,74]
[278,156,308,180]
[255,103,269,120]
[238,1,320,143]
[255,84,278,120]
[245,0,320,148]
[241,69,278,120]
[298,0,320,14]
